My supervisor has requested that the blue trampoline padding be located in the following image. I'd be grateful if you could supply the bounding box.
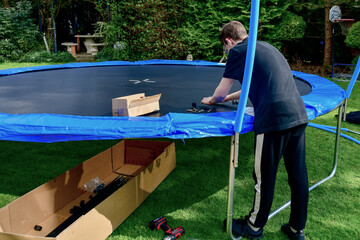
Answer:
[0,60,346,143]
[292,71,345,119]
[0,112,253,143]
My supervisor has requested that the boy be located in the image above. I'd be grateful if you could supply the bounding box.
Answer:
[201,21,309,240]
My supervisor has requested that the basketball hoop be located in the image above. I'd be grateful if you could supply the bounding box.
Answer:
[329,5,341,23]
[334,19,355,35]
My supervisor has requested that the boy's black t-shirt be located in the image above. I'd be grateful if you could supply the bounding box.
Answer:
[223,38,309,134]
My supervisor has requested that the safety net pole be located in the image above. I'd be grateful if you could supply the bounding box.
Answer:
[226,0,260,239]
[345,55,360,99]
[342,55,360,121]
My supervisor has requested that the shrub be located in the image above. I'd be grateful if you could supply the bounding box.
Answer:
[266,12,306,41]
[0,1,43,61]
[95,45,129,62]
[94,1,188,61]
[51,52,76,63]
[352,56,359,65]
[345,21,360,49]
[19,51,75,63]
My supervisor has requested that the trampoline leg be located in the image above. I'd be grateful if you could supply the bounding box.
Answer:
[226,133,242,240]
[268,102,344,220]
[309,102,343,190]
[226,103,345,237]
[343,98,348,122]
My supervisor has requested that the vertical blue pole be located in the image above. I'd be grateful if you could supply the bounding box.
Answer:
[37,0,42,35]
[331,23,335,78]
[227,3,261,238]
[51,0,57,53]
[345,55,360,98]
[72,4,77,43]
[107,4,110,22]
[233,0,260,133]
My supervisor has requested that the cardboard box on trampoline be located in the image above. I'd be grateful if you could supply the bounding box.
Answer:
[0,140,176,240]
[112,93,162,117]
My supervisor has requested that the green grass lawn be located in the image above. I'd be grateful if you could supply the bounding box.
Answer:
[0,62,62,70]
[0,63,359,239]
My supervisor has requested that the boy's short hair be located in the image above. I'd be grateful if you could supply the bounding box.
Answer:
[219,21,248,45]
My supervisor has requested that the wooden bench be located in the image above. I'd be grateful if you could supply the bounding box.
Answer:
[89,43,106,55]
[61,42,77,56]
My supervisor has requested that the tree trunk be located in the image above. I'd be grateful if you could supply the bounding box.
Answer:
[2,0,10,7]
[323,0,332,66]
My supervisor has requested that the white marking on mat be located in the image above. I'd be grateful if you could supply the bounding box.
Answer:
[129,79,156,84]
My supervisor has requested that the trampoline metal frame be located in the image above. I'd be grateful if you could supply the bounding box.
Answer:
[226,101,345,240]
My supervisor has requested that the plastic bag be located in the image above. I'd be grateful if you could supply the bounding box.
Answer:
[83,177,107,193]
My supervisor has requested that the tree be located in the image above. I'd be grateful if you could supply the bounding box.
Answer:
[93,0,186,61]
[35,0,74,52]
[345,22,360,49]
[294,0,358,66]
[179,0,223,61]
[266,11,306,56]
[0,0,43,60]
[179,0,299,61]
[322,0,358,66]
[2,0,10,7]
[324,0,332,66]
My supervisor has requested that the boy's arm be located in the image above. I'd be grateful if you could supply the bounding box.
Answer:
[201,77,235,105]
[221,90,241,102]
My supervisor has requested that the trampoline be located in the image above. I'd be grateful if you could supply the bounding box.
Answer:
[1,0,358,238]
[0,60,346,142]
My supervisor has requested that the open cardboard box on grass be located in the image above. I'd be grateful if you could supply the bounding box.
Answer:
[112,93,162,117]
[0,140,176,240]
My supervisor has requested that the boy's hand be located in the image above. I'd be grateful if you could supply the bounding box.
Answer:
[220,96,230,103]
[201,97,215,105]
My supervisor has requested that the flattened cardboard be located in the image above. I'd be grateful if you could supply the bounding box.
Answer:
[0,140,176,240]
[112,93,161,116]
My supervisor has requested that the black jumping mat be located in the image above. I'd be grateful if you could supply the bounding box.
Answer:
[0,65,312,116]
